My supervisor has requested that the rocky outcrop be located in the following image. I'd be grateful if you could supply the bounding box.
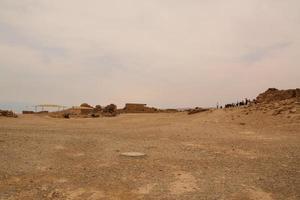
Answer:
[256,88,300,104]
[246,88,300,117]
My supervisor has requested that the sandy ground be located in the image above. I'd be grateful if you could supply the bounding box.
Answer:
[0,109,299,200]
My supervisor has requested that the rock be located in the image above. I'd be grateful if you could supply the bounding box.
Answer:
[272,110,281,116]
[120,152,146,157]
[256,88,299,104]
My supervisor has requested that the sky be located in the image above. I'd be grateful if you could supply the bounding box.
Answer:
[0,0,300,111]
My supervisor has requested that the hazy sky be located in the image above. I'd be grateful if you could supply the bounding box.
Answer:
[0,0,300,110]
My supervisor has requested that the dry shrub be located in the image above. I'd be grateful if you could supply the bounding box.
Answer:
[63,113,70,119]
[103,104,118,117]
[103,104,117,113]
[93,105,102,112]
[90,113,100,118]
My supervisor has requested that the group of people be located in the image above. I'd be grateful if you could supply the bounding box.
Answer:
[217,98,255,109]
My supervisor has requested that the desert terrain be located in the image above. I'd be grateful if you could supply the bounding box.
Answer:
[1,1,300,199]
[0,105,299,199]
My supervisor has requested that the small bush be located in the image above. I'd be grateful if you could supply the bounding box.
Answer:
[103,104,117,113]
[63,113,70,119]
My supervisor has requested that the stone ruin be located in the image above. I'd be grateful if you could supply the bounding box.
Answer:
[122,103,159,113]
[0,110,18,118]
[49,103,118,118]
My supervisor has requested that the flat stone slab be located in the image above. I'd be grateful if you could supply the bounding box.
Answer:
[120,152,146,157]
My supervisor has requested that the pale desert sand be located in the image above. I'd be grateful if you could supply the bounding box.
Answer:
[0,109,299,200]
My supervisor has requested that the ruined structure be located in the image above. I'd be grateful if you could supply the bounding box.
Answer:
[0,110,18,118]
[124,103,147,112]
[74,106,94,115]
[123,103,158,113]
[22,111,35,114]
